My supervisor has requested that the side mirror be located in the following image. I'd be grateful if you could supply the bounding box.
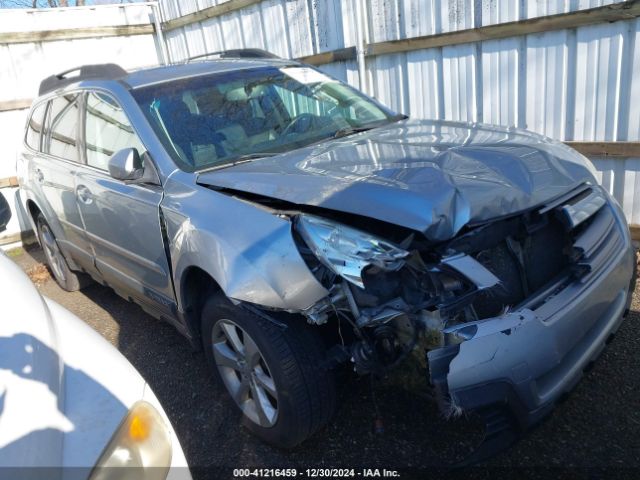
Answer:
[0,191,11,233]
[108,148,143,181]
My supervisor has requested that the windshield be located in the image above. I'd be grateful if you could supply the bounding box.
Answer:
[132,66,401,172]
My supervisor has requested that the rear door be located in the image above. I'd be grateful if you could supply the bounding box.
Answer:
[75,90,175,316]
[29,94,95,273]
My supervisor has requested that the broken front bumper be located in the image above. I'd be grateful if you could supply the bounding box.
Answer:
[429,200,636,431]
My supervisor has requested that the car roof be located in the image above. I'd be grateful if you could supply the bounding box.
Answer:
[124,57,296,89]
[37,50,299,97]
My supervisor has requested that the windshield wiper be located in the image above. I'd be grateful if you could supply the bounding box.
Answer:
[197,153,278,174]
[332,117,406,139]
[332,126,376,139]
[231,152,279,162]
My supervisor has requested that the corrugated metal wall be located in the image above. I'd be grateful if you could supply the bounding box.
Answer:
[159,0,640,227]
[0,4,161,242]
[0,5,159,111]
[0,1,637,243]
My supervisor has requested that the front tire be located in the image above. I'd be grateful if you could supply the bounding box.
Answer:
[36,213,88,292]
[201,292,336,448]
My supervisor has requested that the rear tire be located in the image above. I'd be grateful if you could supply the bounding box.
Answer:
[201,292,336,448]
[36,213,90,292]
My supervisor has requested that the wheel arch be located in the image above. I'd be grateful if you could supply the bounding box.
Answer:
[25,199,42,240]
[179,265,222,346]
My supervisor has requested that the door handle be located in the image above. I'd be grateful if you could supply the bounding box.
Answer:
[35,169,44,184]
[76,185,93,205]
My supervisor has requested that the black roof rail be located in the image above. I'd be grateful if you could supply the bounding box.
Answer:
[185,48,280,63]
[39,63,128,96]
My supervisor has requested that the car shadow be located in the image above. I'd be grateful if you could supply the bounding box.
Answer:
[0,333,127,479]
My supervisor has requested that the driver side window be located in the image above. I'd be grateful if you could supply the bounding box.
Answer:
[84,91,146,171]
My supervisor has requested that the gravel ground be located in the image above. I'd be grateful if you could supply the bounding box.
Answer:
[7,244,640,477]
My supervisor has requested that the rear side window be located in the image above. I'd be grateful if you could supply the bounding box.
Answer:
[43,94,80,162]
[25,102,47,151]
[84,91,146,171]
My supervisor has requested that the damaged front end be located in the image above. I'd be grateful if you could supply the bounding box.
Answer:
[291,183,636,459]
[293,211,504,375]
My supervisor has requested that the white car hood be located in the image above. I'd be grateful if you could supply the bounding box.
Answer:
[0,253,145,469]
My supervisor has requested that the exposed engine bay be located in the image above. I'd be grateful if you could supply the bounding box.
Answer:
[290,184,608,382]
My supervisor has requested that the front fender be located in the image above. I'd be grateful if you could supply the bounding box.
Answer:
[163,177,329,312]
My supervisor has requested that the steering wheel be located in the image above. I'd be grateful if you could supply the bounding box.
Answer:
[280,113,317,137]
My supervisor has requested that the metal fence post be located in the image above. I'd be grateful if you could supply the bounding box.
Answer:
[151,1,169,65]
[355,0,369,95]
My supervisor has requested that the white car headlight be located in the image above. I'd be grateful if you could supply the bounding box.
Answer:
[296,214,408,288]
[89,401,172,480]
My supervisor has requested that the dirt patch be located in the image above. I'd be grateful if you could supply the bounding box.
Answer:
[26,263,50,285]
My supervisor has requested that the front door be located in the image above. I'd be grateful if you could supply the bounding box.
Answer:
[75,90,175,316]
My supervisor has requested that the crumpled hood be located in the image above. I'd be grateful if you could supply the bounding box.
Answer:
[197,119,595,241]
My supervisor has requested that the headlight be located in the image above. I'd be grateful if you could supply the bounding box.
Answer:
[89,401,172,480]
[296,214,408,288]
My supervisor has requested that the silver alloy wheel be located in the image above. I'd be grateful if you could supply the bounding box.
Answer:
[39,223,66,283]
[211,319,279,427]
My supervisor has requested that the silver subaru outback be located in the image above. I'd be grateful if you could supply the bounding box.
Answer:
[18,49,636,455]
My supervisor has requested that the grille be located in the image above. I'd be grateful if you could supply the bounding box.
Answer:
[468,187,621,319]
[471,217,571,319]
[570,204,623,282]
